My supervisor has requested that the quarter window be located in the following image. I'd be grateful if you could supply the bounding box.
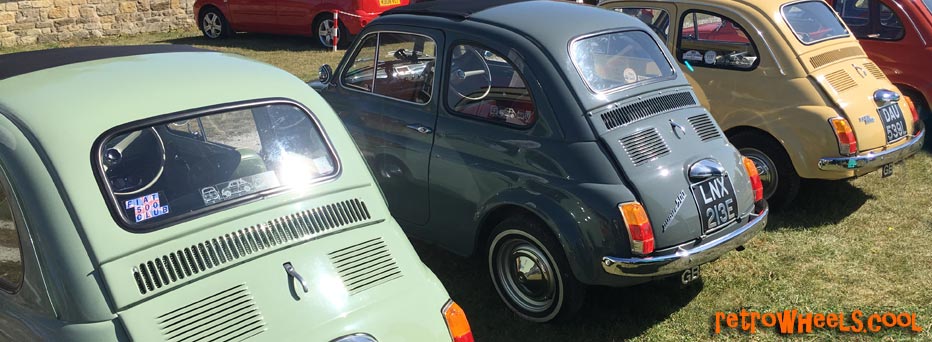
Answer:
[446,44,536,127]
[835,0,905,40]
[341,32,437,104]
[0,178,22,291]
[617,8,671,42]
[678,11,759,70]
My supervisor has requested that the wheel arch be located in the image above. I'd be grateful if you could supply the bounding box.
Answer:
[725,125,796,172]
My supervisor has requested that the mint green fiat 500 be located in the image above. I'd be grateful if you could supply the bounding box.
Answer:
[0,46,471,342]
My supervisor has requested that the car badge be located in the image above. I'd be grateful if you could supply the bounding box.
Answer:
[853,64,868,78]
[858,115,876,124]
[670,120,686,139]
[661,190,688,232]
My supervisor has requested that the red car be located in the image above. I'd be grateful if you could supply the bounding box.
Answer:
[194,0,410,47]
[829,0,932,120]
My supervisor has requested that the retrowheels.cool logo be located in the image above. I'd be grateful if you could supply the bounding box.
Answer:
[714,309,923,335]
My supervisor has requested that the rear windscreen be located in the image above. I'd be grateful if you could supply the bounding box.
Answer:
[782,1,850,44]
[97,102,338,229]
[570,30,675,93]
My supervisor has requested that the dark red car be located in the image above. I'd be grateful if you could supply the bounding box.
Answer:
[829,0,932,119]
[194,0,410,47]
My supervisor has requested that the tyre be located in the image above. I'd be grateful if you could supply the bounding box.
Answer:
[313,15,349,49]
[487,215,586,322]
[200,7,232,39]
[729,131,799,209]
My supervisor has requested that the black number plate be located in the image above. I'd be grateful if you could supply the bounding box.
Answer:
[878,103,908,143]
[692,175,738,234]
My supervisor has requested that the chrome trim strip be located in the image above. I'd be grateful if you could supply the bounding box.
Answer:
[818,123,925,171]
[601,203,768,277]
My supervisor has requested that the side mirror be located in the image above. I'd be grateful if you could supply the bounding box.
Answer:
[319,64,334,84]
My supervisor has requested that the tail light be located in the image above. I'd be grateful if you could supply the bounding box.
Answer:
[742,157,764,203]
[904,96,920,123]
[829,117,858,156]
[443,301,473,342]
[619,202,654,256]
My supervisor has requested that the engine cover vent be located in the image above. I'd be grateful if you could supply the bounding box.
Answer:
[601,92,696,131]
[620,128,670,166]
[809,46,863,69]
[157,284,265,342]
[688,114,722,142]
[329,238,402,295]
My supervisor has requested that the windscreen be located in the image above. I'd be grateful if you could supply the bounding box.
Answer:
[98,103,337,228]
[782,1,850,44]
[570,30,674,93]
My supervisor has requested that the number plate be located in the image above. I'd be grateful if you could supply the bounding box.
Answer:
[691,175,738,234]
[882,163,894,178]
[379,0,401,6]
[878,103,908,143]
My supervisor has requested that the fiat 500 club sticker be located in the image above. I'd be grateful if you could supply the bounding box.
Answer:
[201,171,281,206]
[683,50,703,62]
[125,192,169,223]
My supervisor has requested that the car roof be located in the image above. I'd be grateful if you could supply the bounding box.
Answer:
[0,45,207,81]
[381,0,531,19]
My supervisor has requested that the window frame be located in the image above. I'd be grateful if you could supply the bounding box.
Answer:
[834,0,906,41]
[675,9,762,72]
[780,0,851,46]
[0,163,24,294]
[338,30,439,106]
[569,28,679,95]
[442,41,540,130]
[91,98,342,232]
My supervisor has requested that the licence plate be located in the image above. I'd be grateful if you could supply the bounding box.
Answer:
[379,0,401,6]
[878,103,908,143]
[692,175,738,234]
[882,163,894,178]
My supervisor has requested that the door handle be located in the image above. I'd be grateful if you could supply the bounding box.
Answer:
[405,123,433,134]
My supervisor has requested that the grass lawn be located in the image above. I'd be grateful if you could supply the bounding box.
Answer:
[3,31,932,341]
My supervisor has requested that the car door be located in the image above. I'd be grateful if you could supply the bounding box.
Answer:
[832,0,920,77]
[277,0,321,34]
[333,27,442,225]
[227,0,279,32]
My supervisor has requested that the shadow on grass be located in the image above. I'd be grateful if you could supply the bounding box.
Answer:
[413,241,701,342]
[767,179,871,230]
[159,33,332,52]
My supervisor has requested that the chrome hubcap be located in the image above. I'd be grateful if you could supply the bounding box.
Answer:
[203,13,222,38]
[741,148,777,200]
[495,239,555,313]
[317,19,335,47]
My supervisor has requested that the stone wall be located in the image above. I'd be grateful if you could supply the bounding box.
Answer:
[0,0,195,48]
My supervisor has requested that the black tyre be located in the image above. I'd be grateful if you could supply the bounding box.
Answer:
[200,7,232,39]
[487,215,586,322]
[313,15,350,49]
[729,131,800,209]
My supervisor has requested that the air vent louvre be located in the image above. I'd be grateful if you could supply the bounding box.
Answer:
[330,238,402,295]
[863,62,886,79]
[809,46,863,69]
[157,284,265,342]
[133,199,372,295]
[687,114,722,141]
[825,70,857,93]
[620,128,670,166]
[601,92,696,131]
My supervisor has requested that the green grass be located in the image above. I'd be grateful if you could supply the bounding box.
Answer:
[3,31,931,341]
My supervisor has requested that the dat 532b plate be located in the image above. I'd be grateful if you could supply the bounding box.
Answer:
[692,174,738,234]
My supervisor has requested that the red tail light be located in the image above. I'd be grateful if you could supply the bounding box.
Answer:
[443,301,473,342]
[904,96,920,123]
[619,202,654,255]
[742,157,764,203]
[829,118,858,156]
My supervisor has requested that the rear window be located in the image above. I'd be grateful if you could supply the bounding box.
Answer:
[96,101,338,229]
[570,30,674,93]
[782,1,850,44]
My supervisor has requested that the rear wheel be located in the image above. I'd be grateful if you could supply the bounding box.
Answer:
[903,89,930,123]
[313,15,349,49]
[729,131,799,209]
[487,215,585,322]
[199,8,231,39]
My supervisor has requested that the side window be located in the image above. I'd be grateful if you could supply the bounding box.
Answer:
[877,2,904,40]
[835,0,870,30]
[446,44,537,127]
[0,178,22,291]
[678,11,759,70]
[341,32,437,103]
[617,8,671,42]
[834,0,904,40]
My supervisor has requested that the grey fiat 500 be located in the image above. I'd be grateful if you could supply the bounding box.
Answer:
[315,0,769,322]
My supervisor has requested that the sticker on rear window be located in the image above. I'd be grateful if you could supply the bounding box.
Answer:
[201,171,281,206]
[125,192,170,223]
[683,50,703,61]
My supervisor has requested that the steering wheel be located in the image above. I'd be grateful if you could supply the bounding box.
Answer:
[449,46,492,101]
[103,127,167,196]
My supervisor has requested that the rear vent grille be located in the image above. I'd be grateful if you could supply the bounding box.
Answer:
[809,46,863,69]
[620,128,670,166]
[330,238,402,295]
[863,62,886,79]
[157,284,265,342]
[601,92,697,131]
[688,114,722,141]
[133,199,372,295]
[824,70,857,93]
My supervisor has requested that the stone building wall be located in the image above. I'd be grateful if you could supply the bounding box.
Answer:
[0,0,195,48]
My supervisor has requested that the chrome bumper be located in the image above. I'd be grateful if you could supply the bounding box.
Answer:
[601,204,768,277]
[818,124,925,172]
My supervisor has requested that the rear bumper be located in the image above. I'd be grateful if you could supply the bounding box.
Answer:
[601,203,768,277]
[818,123,925,172]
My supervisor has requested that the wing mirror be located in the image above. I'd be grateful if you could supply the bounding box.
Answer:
[319,64,333,84]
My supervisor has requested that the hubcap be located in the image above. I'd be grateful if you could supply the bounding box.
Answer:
[203,13,222,38]
[317,19,335,47]
[495,239,556,313]
[741,148,778,200]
